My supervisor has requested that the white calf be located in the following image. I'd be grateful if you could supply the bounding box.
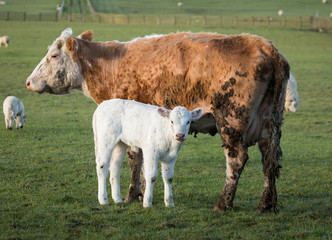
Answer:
[3,96,27,129]
[285,72,299,112]
[93,99,204,208]
[0,35,9,48]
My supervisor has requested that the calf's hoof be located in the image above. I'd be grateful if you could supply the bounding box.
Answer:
[98,198,109,205]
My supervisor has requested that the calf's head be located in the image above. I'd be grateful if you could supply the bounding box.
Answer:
[26,28,93,95]
[158,106,204,142]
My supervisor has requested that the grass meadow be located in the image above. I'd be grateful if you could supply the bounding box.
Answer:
[0,18,331,240]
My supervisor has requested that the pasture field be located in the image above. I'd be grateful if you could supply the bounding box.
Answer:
[87,0,332,17]
[0,0,60,13]
[0,20,331,239]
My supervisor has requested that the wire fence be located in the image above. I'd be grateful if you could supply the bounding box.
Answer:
[0,11,331,31]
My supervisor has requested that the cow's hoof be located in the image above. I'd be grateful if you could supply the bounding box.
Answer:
[124,192,143,203]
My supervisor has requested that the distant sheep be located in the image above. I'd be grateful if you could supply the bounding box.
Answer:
[93,99,204,208]
[0,35,9,48]
[278,10,284,16]
[3,96,27,130]
[285,72,299,112]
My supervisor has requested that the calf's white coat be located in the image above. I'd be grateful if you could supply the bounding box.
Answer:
[285,72,299,112]
[3,96,26,129]
[93,99,204,208]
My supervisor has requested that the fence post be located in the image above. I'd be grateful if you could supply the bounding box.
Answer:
[6,11,9,21]
[157,16,160,25]
[219,16,223,26]
[187,16,191,26]
[39,13,42,21]
[299,16,302,28]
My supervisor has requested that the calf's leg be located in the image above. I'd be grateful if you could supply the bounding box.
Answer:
[142,152,158,208]
[109,142,127,204]
[96,142,116,205]
[161,160,176,207]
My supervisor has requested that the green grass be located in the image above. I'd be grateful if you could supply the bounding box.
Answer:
[0,20,331,239]
[87,0,332,17]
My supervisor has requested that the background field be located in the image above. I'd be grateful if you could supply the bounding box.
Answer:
[0,1,332,239]
[88,0,332,17]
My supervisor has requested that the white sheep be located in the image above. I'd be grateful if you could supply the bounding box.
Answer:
[3,96,27,130]
[0,35,9,48]
[93,99,204,208]
[285,72,299,112]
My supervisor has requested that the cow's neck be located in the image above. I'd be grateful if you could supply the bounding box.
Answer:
[77,40,126,104]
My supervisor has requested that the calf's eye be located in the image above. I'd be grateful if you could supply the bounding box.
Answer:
[171,121,174,124]
[51,54,59,59]
[187,121,190,125]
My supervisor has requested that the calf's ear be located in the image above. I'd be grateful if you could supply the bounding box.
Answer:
[157,108,170,118]
[78,30,94,41]
[66,36,77,53]
[191,108,204,121]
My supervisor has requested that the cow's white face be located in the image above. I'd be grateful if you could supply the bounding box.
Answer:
[158,106,204,142]
[285,98,298,112]
[26,28,84,95]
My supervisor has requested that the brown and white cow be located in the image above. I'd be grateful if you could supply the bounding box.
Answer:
[26,28,289,212]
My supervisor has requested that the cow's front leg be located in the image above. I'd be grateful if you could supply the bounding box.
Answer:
[124,148,143,202]
[214,145,248,211]
[161,160,176,207]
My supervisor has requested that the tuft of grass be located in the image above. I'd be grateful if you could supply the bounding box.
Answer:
[0,20,331,239]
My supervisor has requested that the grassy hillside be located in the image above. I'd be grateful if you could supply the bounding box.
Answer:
[0,20,331,239]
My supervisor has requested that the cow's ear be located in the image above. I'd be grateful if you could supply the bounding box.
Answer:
[191,108,204,121]
[157,108,170,118]
[78,30,93,41]
[66,36,77,53]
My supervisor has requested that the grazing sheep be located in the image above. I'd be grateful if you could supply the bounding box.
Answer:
[93,99,204,208]
[285,72,299,112]
[3,96,27,130]
[0,35,9,48]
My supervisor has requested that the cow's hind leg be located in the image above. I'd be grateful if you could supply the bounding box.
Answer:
[214,144,249,211]
[124,148,143,202]
[257,118,282,213]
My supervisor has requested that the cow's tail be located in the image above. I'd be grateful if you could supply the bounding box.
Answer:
[260,46,289,213]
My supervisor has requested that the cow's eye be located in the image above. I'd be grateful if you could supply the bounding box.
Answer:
[51,54,59,59]
[187,121,190,125]
[171,121,174,124]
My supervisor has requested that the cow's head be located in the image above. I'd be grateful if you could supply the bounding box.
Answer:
[158,106,204,142]
[26,28,93,95]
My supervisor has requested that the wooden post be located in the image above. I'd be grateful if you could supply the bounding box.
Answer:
[39,12,42,21]
[219,16,223,26]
